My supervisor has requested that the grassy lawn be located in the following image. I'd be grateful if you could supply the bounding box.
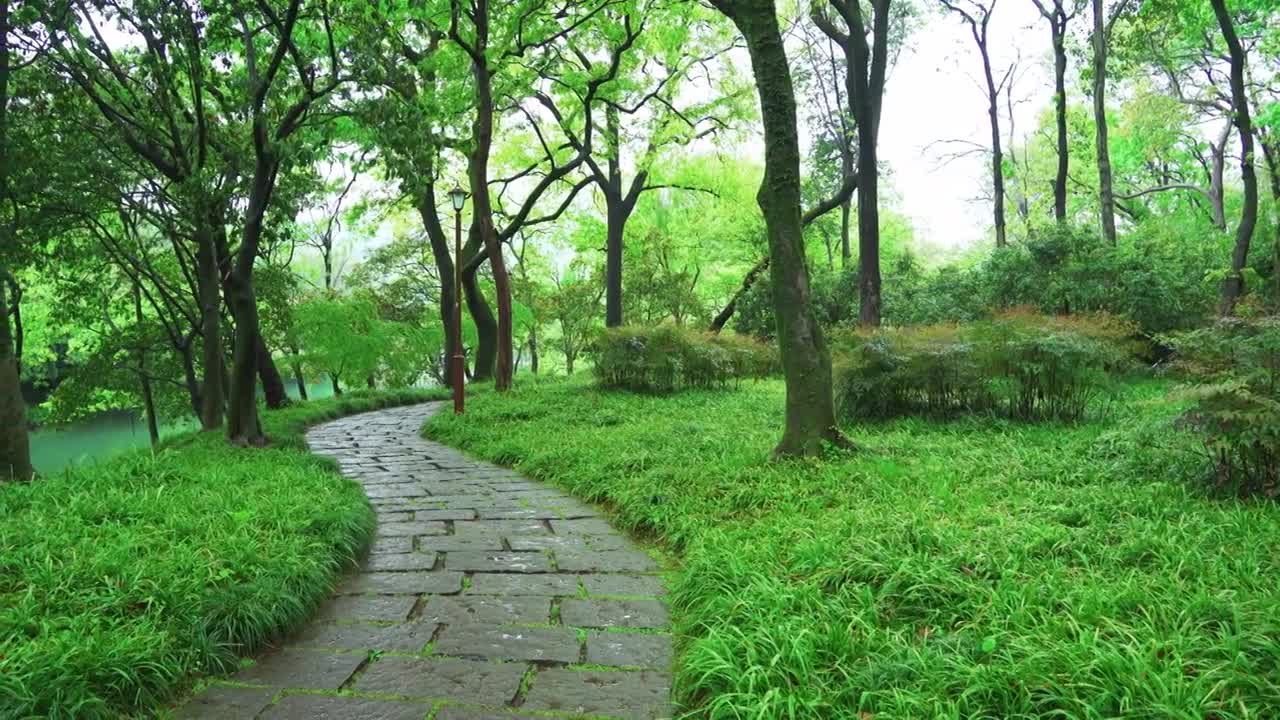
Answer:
[0,389,442,719]
[426,376,1280,719]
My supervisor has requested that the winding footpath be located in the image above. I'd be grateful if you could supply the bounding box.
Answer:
[179,403,673,720]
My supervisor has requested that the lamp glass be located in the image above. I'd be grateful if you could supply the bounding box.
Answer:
[448,187,466,211]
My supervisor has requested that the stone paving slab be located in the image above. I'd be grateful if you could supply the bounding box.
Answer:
[175,685,276,718]
[177,402,673,719]
[260,695,430,719]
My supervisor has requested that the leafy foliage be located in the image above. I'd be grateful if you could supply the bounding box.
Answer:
[292,293,441,391]
[833,311,1135,422]
[1166,316,1280,497]
[736,225,1230,339]
[590,325,777,393]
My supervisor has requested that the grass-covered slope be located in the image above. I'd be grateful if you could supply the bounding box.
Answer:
[0,389,442,719]
[426,377,1280,719]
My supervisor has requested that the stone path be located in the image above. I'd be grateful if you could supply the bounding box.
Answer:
[179,403,673,720]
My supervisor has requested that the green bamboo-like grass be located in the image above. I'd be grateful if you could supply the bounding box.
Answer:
[426,377,1280,719]
[0,389,442,719]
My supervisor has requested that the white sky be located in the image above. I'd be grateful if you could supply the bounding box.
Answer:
[877,1,1055,253]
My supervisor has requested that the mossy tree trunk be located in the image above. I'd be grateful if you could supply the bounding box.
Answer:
[710,0,848,457]
[0,272,33,482]
[1211,0,1258,316]
[1091,0,1117,244]
[0,0,32,481]
[194,214,225,431]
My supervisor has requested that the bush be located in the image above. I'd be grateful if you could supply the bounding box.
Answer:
[833,310,1134,422]
[590,325,778,393]
[734,224,1227,340]
[1165,317,1280,498]
[832,323,991,418]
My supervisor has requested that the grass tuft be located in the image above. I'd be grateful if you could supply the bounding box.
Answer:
[0,388,443,719]
[426,376,1280,718]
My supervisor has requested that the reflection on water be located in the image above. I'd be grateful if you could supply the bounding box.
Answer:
[30,379,336,475]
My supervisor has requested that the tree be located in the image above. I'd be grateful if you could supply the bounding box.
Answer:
[1090,0,1132,243]
[1211,0,1258,315]
[1032,0,1084,224]
[707,0,852,456]
[51,0,232,431]
[294,294,384,396]
[224,0,342,444]
[548,261,603,374]
[448,0,639,390]
[575,6,744,327]
[939,0,1009,247]
[811,0,893,326]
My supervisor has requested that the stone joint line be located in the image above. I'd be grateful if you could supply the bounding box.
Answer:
[178,402,673,720]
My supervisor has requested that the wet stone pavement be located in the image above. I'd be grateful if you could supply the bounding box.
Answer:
[178,403,673,720]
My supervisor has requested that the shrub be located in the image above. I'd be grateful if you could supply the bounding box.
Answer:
[590,325,778,393]
[969,309,1136,421]
[832,324,991,418]
[734,224,1228,340]
[1165,317,1280,498]
[833,311,1134,422]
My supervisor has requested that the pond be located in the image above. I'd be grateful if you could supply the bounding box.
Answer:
[29,379,336,474]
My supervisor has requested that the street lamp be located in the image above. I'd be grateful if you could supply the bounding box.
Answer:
[448,186,467,414]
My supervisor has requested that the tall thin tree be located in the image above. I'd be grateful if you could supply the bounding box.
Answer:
[940,0,1009,247]
[1032,0,1084,223]
[812,0,892,327]
[1210,0,1258,315]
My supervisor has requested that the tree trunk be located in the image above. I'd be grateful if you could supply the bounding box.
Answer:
[1209,120,1231,231]
[0,0,32,481]
[178,334,202,418]
[983,52,1007,247]
[331,374,342,396]
[812,0,888,326]
[255,333,288,409]
[601,108,644,328]
[0,270,33,481]
[713,0,847,457]
[194,218,225,430]
[291,355,308,401]
[1092,0,1117,243]
[529,327,539,374]
[132,285,160,446]
[854,59,883,328]
[225,156,273,445]
[1048,9,1068,222]
[605,202,626,327]
[415,195,461,388]
[710,257,769,334]
[1212,0,1258,316]
[461,240,497,381]
[466,3,514,392]
[225,269,264,444]
[840,150,853,266]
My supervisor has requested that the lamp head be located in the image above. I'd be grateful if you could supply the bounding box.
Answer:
[448,186,467,211]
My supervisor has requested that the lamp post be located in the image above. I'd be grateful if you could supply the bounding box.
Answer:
[448,186,467,414]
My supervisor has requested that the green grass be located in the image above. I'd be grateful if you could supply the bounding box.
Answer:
[0,388,443,719]
[426,376,1280,719]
